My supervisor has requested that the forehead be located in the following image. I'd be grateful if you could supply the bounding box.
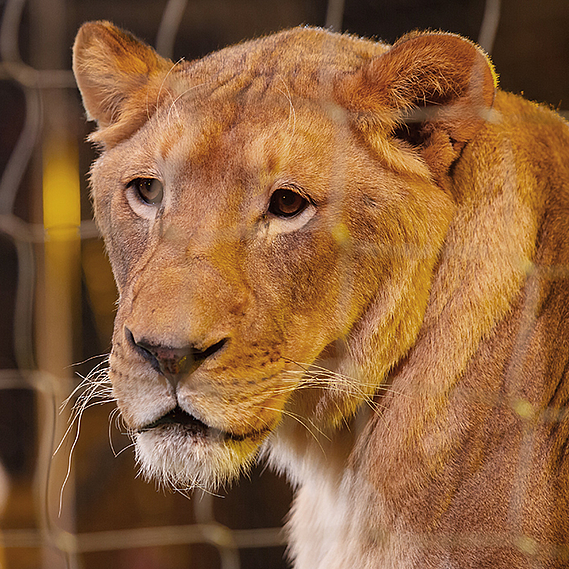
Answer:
[128,25,391,185]
[149,84,349,185]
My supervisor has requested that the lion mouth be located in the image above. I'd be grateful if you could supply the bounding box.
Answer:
[137,406,259,442]
[138,406,209,437]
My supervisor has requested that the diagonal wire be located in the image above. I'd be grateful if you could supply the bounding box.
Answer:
[155,0,189,59]
[325,0,345,31]
[478,0,501,54]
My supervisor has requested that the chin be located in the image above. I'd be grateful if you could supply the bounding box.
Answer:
[134,424,263,491]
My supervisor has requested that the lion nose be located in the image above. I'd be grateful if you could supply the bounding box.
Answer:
[125,327,226,390]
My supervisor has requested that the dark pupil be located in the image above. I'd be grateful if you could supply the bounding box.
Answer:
[272,189,305,216]
[136,179,163,205]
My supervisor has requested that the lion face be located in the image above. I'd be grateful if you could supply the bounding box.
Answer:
[74,23,492,490]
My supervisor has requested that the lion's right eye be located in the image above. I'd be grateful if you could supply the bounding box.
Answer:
[268,188,309,218]
[129,178,164,206]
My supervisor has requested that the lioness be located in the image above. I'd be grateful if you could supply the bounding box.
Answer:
[73,21,569,568]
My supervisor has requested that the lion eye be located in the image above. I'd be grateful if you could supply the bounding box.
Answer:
[268,189,308,218]
[129,178,164,206]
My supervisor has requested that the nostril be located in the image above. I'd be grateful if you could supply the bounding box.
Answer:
[125,327,161,372]
[124,327,227,386]
[197,338,227,363]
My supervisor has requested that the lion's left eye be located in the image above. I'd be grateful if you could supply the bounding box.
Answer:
[268,189,308,218]
[129,178,164,206]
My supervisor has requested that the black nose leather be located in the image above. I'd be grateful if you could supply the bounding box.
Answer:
[125,327,226,389]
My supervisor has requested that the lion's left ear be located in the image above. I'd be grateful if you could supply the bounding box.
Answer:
[336,32,497,181]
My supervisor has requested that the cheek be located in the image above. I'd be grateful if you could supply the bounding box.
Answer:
[103,199,154,292]
[246,231,365,342]
[259,232,340,300]
[91,156,154,292]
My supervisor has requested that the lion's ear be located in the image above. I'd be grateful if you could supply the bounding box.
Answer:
[72,21,173,147]
[336,32,497,181]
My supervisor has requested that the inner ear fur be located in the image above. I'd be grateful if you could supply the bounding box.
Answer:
[72,21,174,148]
[336,31,497,181]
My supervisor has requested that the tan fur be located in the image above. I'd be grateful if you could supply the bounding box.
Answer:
[73,22,569,568]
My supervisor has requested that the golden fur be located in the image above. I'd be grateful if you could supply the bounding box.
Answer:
[73,22,569,568]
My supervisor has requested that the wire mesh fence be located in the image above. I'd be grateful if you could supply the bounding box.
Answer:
[0,0,567,568]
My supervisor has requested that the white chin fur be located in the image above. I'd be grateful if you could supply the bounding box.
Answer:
[134,427,261,491]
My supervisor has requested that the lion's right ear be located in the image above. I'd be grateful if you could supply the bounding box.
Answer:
[72,21,173,148]
[335,32,497,184]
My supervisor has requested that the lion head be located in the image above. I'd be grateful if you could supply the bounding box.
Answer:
[73,22,497,491]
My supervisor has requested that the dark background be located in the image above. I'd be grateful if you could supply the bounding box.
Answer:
[0,0,567,568]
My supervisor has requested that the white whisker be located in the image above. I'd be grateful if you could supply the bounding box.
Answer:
[157,57,186,110]
[276,74,296,135]
[262,405,329,447]
[166,82,208,124]
[57,355,116,515]
[113,441,136,458]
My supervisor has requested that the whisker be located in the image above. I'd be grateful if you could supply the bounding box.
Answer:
[283,357,410,399]
[58,419,81,517]
[113,441,136,458]
[276,74,296,135]
[260,405,329,448]
[166,82,208,124]
[157,57,186,110]
[108,406,122,456]
[56,357,115,514]
[67,353,110,368]
[54,382,104,456]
